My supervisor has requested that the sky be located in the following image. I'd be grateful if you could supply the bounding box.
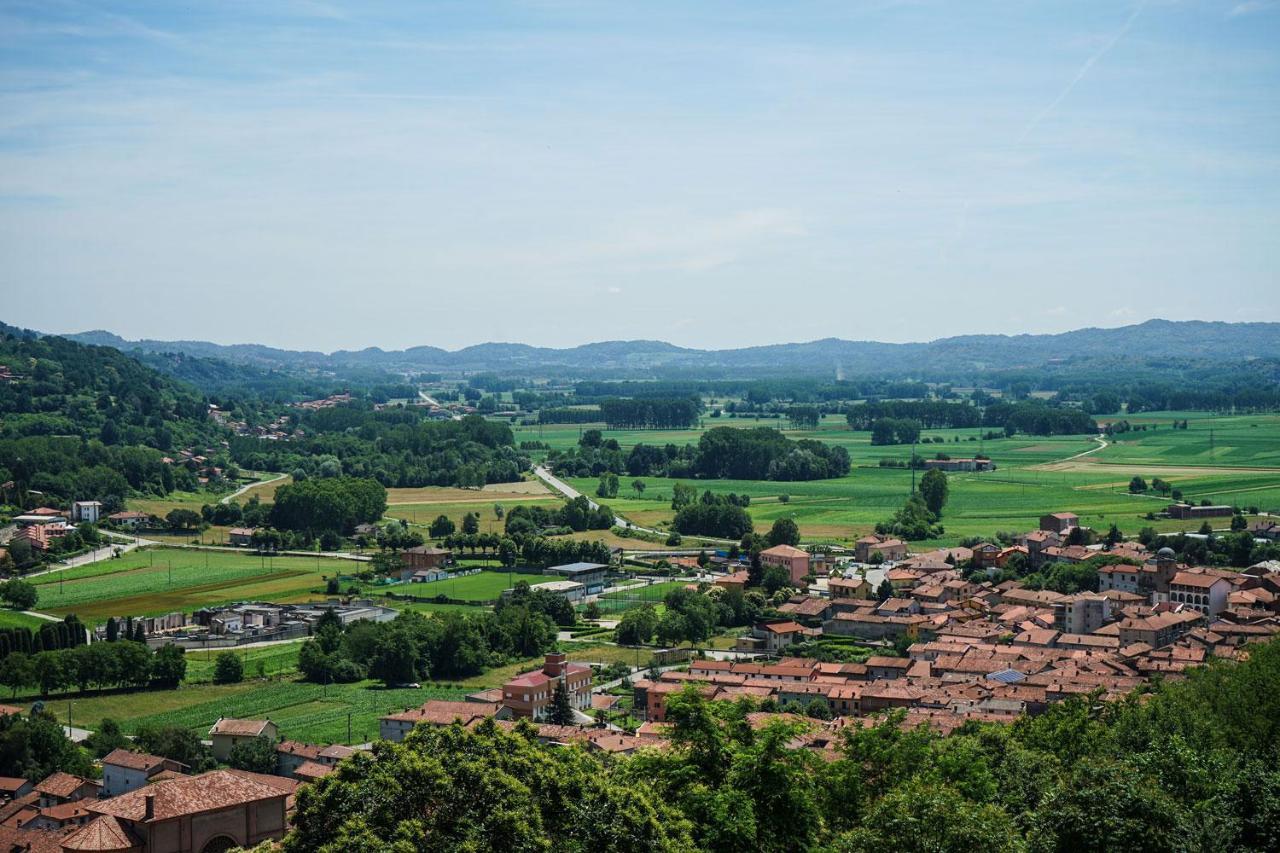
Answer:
[1,0,1278,352]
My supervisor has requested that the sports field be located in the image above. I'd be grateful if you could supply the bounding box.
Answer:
[29,548,338,624]
[524,413,1280,547]
[398,569,523,602]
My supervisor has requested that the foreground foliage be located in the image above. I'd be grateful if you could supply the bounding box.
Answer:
[285,637,1280,852]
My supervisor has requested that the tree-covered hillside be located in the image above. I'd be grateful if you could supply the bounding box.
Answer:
[0,326,223,504]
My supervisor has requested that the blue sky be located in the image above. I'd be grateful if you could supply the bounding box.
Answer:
[1,1,1277,351]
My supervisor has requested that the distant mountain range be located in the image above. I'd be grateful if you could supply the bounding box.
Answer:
[52,319,1280,378]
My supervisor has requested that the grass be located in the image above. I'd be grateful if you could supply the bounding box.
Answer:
[26,640,640,744]
[33,678,469,746]
[0,610,50,630]
[30,547,337,624]
[182,641,305,683]
[389,569,523,602]
[525,414,1280,547]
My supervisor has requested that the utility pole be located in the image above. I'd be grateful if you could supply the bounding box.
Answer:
[1209,428,1215,464]
[910,438,918,494]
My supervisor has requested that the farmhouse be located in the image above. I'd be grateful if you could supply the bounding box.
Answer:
[227,527,258,547]
[209,718,278,762]
[401,545,452,570]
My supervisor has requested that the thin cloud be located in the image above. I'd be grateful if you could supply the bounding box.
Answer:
[1017,1,1147,145]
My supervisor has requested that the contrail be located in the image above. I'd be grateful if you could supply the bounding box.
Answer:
[1016,0,1146,145]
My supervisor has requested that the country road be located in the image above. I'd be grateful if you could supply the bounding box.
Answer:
[532,465,658,534]
[221,471,288,505]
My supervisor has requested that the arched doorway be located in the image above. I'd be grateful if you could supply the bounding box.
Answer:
[201,836,239,853]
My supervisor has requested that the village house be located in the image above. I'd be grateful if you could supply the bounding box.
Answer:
[101,750,188,797]
[1039,512,1079,534]
[1168,570,1233,617]
[208,718,278,762]
[107,510,151,529]
[71,501,102,524]
[401,545,453,571]
[379,701,503,742]
[714,571,750,593]
[854,536,908,563]
[227,527,258,547]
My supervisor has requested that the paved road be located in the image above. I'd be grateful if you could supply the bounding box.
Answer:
[220,472,288,505]
[25,532,158,578]
[533,465,655,530]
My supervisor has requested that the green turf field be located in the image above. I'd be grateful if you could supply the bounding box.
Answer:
[29,548,337,624]
[396,569,522,601]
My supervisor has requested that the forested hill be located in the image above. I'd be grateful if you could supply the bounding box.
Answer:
[64,319,1280,377]
[0,325,222,504]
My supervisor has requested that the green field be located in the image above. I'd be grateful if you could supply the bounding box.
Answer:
[396,570,523,602]
[35,678,468,746]
[518,414,1280,547]
[0,610,51,630]
[30,548,337,624]
[26,639,641,744]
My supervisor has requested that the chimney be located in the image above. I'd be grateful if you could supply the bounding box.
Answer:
[144,793,155,821]
[543,652,566,677]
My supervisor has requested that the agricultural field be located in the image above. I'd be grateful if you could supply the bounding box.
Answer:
[383,483,558,533]
[536,413,1280,547]
[35,678,468,746]
[29,548,339,624]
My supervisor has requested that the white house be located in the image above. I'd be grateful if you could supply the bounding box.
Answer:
[100,749,187,796]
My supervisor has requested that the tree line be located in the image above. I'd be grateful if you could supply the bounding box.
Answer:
[599,397,700,429]
[0,638,187,697]
[297,604,561,687]
[230,412,528,490]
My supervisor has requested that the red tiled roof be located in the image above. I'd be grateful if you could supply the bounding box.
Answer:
[208,718,272,737]
[101,749,168,773]
[88,770,287,823]
[61,814,138,852]
[34,772,93,799]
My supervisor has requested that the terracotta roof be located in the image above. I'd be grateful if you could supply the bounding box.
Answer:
[61,814,139,851]
[35,772,93,799]
[0,825,72,853]
[101,749,168,773]
[1171,571,1228,589]
[0,777,29,793]
[760,545,808,559]
[293,761,333,781]
[318,744,357,761]
[208,718,272,737]
[760,621,805,634]
[275,740,323,760]
[88,770,288,823]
